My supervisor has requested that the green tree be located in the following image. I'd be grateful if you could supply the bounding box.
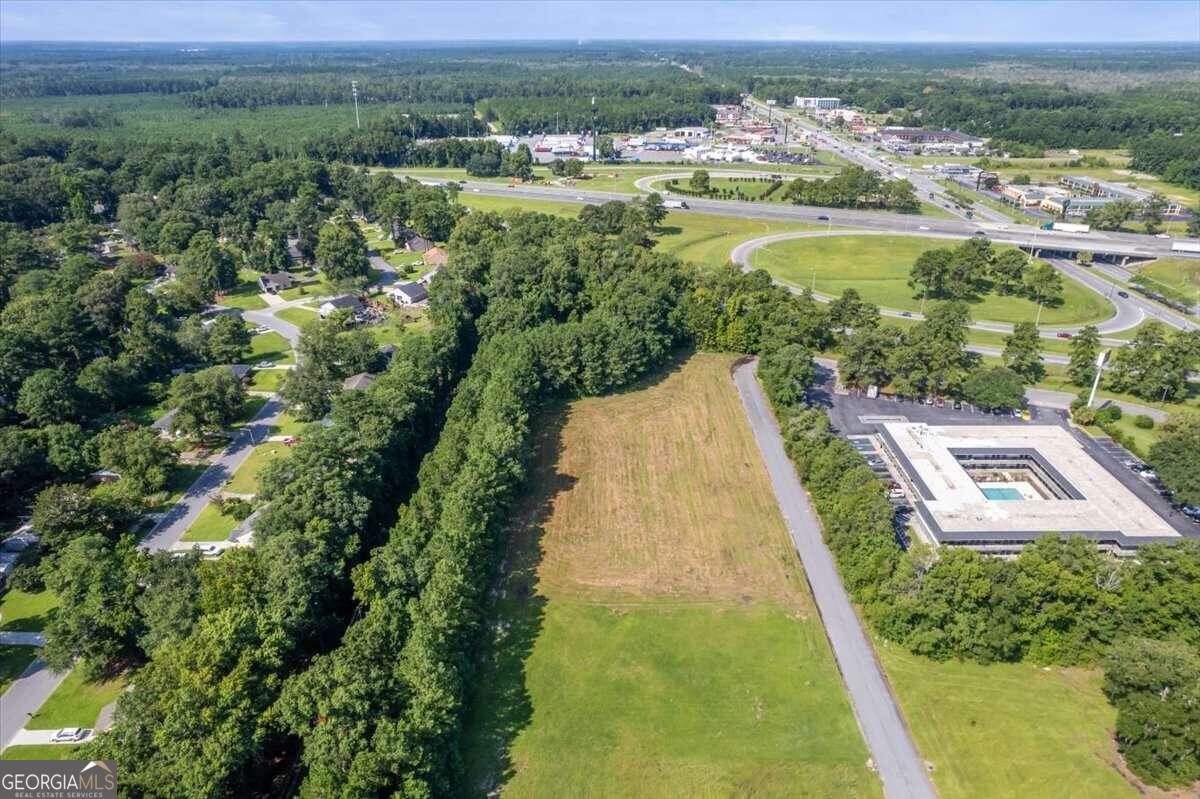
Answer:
[642,192,667,231]
[1148,413,1200,507]
[178,230,236,296]
[43,534,144,676]
[315,214,369,284]
[136,551,202,655]
[95,424,176,494]
[758,344,815,407]
[43,422,96,480]
[840,324,903,390]
[1067,325,1101,387]
[989,249,1027,295]
[827,288,879,332]
[168,365,247,437]
[908,247,954,298]
[245,219,290,272]
[77,356,138,410]
[205,314,251,364]
[1003,321,1045,383]
[689,169,711,193]
[962,365,1026,410]
[1103,638,1200,788]
[1086,199,1138,232]
[597,136,615,160]
[1023,262,1064,306]
[563,158,585,178]
[17,368,83,425]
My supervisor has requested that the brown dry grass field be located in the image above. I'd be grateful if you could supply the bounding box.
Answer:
[459,352,880,798]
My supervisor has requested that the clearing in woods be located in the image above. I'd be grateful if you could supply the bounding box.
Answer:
[458,352,880,799]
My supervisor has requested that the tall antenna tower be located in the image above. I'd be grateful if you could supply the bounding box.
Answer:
[351,80,361,129]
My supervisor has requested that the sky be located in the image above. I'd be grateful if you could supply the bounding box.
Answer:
[2,0,1198,43]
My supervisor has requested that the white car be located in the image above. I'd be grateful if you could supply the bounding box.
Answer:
[51,727,89,743]
[918,225,930,231]
[1155,233,1171,239]
[194,544,222,557]
[257,360,274,369]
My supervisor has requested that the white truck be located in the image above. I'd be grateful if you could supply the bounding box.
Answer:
[1051,222,1090,234]
[1171,241,1200,254]
[662,199,689,210]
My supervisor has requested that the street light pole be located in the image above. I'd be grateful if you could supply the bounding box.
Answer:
[351,81,360,130]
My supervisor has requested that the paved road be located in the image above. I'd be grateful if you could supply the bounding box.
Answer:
[140,397,285,552]
[0,660,68,750]
[1043,256,1197,333]
[0,632,45,646]
[244,305,305,350]
[732,360,937,799]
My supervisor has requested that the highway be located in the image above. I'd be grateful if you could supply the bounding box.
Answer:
[733,360,938,799]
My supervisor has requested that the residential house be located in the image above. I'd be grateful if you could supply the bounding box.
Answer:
[225,364,253,383]
[423,246,448,267]
[393,226,433,252]
[342,372,377,391]
[258,272,295,294]
[318,294,365,319]
[389,281,428,306]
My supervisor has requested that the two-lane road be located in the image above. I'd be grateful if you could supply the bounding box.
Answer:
[733,360,937,799]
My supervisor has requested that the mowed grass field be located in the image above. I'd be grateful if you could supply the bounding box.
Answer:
[880,646,1146,799]
[455,192,818,269]
[1133,257,1200,303]
[751,234,1115,326]
[459,353,880,799]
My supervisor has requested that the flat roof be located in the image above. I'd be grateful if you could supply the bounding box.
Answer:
[881,423,1179,547]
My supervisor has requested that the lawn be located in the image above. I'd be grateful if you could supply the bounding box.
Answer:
[266,410,308,438]
[275,306,320,329]
[215,269,269,311]
[248,368,287,392]
[456,191,582,219]
[248,331,294,365]
[1080,414,1165,459]
[0,589,60,632]
[27,666,127,730]
[459,353,880,799]
[180,503,238,542]
[0,646,38,694]
[370,309,428,346]
[880,645,1142,799]
[0,744,80,760]
[751,235,1115,326]
[224,442,291,496]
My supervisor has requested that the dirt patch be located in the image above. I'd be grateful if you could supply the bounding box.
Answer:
[513,352,810,610]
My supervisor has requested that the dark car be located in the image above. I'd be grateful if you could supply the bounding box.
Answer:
[900,311,913,317]
[817,215,829,221]
[1056,332,1072,339]
[1117,291,1130,298]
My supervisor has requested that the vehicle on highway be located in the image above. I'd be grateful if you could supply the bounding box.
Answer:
[918,225,930,231]
[973,230,987,237]
[575,196,584,201]
[817,215,829,221]
[663,199,689,210]
[251,326,270,334]
[1117,291,1130,298]
[900,311,913,317]
[52,728,90,742]
[1155,233,1171,239]
[1057,332,1072,339]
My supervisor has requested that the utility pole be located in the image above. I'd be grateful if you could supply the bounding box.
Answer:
[351,80,360,129]
[591,96,597,162]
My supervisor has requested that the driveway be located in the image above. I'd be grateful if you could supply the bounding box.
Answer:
[732,360,937,799]
[0,632,45,646]
[140,397,285,553]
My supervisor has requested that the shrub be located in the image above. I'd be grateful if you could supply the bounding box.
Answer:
[1133,414,1154,429]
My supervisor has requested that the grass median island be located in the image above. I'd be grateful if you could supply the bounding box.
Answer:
[460,353,880,799]
[1132,257,1200,305]
[879,646,1142,799]
[751,234,1115,326]
[27,667,127,731]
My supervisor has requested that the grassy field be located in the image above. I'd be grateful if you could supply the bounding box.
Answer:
[248,368,287,392]
[455,192,820,270]
[751,235,1114,326]
[0,589,60,632]
[180,503,239,542]
[0,646,38,694]
[459,353,880,799]
[880,646,1144,799]
[27,667,127,730]
[1079,414,1163,458]
[266,410,308,438]
[370,309,428,346]
[0,744,80,760]
[247,331,293,365]
[1132,258,1200,305]
[224,442,291,496]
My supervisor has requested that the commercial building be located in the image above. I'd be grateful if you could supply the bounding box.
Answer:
[1058,176,1183,215]
[712,104,743,125]
[877,423,1181,556]
[1040,195,1111,218]
[877,127,986,155]
[794,96,841,110]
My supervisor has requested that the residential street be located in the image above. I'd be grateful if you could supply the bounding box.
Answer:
[140,397,285,553]
[0,660,69,750]
[733,359,937,799]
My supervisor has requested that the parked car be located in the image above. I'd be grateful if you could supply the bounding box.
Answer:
[51,728,89,743]
[953,400,962,410]
[934,397,945,408]
[194,544,222,557]
[256,360,273,369]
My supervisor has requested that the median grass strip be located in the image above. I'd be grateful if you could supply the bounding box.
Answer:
[180,503,239,542]
[26,667,127,730]
[460,353,880,798]
[880,645,1140,799]
[0,589,60,632]
[0,646,39,694]
[751,234,1114,326]
[275,306,319,330]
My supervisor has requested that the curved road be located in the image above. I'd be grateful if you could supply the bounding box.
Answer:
[733,360,937,799]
